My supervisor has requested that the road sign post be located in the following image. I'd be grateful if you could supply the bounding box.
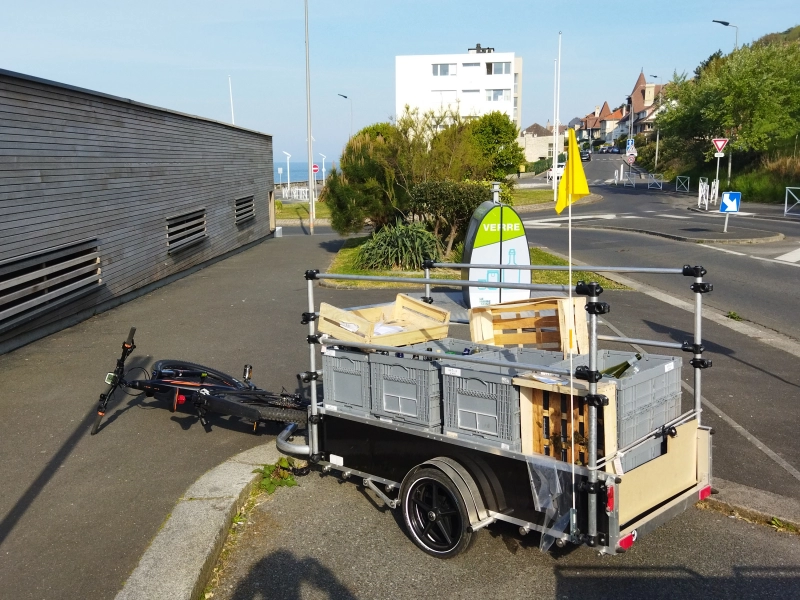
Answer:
[712,139,728,198]
[719,190,741,233]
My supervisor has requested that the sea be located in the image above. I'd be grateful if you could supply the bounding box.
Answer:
[273,161,336,184]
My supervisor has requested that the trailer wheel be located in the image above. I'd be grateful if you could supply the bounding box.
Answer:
[401,468,472,558]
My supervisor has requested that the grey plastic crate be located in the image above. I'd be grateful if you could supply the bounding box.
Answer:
[369,339,496,428]
[439,349,563,451]
[321,347,371,416]
[370,353,440,427]
[553,350,682,470]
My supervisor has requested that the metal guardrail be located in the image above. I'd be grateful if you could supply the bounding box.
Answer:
[676,176,690,193]
[785,187,800,216]
[647,174,664,190]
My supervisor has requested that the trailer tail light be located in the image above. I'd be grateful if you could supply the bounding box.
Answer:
[177,394,187,405]
[618,531,636,551]
[606,485,615,512]
[699,485,712,501]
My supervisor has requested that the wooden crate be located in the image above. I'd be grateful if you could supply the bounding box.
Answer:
[515,375,617,468]
[468,296,589,357]
[318,293,450,347]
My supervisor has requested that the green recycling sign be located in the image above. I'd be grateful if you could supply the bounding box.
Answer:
[462,201,531,308]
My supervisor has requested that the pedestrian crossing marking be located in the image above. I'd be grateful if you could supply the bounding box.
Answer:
[774,246,800,263]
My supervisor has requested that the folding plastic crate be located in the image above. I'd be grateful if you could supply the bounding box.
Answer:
[552,350,682,471]
[439,348,564,451]
[369,338,496,428]
[321,347,371,416]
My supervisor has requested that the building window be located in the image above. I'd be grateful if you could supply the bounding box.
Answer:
[486,62,511,75]
[486,89,511,102]
[432,63,456,76]
[514,73,518,93]
[462,62,480,68]
[513,97,518,121]
[548,143,554,158]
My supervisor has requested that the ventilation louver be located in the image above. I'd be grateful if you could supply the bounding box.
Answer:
[166,208,207,253]
[235,195,255,225]
[0,239,101,334]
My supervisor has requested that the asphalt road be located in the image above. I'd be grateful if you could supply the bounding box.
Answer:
[0,234,401,600]
[208,468,800,600]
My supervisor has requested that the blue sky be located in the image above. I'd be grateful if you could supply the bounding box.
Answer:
[2,1,797,164]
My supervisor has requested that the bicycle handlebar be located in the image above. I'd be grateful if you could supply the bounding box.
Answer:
[125,327,136,347]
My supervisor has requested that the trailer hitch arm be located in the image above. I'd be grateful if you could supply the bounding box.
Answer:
[276,422,312,457]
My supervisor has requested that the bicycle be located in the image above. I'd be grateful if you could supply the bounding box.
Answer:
[91,327,309,435]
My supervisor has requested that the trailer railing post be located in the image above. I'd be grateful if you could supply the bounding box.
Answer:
[305,269,321,460]
[684,265,713,426]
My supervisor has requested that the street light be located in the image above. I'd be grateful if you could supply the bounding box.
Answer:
[319,153,327,186]
[282,151,291,194]
[338,93,353,138]
[650,74,662,171]
[712,20,738,49]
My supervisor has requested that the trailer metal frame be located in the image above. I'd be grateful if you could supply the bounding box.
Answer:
[278,262,714,555]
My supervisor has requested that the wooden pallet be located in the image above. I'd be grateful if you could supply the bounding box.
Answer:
[468,296,589,356]
[318,293,450,347]
[515,375,617,468]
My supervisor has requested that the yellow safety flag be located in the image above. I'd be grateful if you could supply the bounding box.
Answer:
[555,128,590,214]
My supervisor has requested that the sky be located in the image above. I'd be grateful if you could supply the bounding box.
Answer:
[2,1,798,165]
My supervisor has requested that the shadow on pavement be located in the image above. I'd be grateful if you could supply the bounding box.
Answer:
[554,566,800,599]
[642,319,800,391]
[0,354,147,546]
[227,549,357,600]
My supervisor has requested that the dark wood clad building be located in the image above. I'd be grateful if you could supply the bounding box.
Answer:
[0,69,274,353]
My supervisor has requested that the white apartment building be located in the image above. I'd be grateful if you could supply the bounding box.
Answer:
[395,44,523,130]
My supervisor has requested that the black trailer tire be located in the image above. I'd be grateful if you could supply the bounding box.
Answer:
[400,467,473,558]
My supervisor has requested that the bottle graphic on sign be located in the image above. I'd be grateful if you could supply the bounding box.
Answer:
[503,248,520,283]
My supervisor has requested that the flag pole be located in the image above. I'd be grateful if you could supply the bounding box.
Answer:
[552,59,558,203]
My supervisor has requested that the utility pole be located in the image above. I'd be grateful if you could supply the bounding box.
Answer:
[304,0,315,234]
[228,76,235,125]
[651,75,661,171]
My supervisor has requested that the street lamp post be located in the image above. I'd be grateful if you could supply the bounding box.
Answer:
[650,74,661,171]
[338,94,353,138]
[282,151,291,196]
[713,20,739,186]
[712,20,738,49]
[319,153,326,186]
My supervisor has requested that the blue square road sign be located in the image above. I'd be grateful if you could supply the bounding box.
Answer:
[719,192,741,213]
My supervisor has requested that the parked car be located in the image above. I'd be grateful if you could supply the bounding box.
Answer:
[599,147,608,154]
[610,147,621,154]
[580,151,591,162]
[547,162,566,181]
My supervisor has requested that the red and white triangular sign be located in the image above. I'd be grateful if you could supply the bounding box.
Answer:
[713,138,728,152]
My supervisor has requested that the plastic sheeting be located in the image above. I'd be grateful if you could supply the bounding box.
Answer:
[526,458,576,552]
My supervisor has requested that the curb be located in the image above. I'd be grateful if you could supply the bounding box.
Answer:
[708,478,800,530]
[576,224,785,245]
[115,442,281,600]
[688,206,800,224]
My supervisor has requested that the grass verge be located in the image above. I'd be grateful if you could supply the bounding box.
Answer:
[325,237,628,290]
[276,201,331,221]
[511,188,554,206]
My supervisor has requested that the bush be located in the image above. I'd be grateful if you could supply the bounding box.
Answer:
[275,200,283,211]
[354,222,442,270]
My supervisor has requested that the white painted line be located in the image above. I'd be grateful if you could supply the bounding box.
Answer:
[774,246,800,263]
[751,255,800,268]
[620,215,644,219]
[702,245,746,256]
[600,318,800,483]
[523,214,616,224]
[655,214,692,219]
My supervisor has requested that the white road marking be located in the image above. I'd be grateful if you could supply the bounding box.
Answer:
[620,215,644,219]
[751,255,800,268]
[702,245,746,256]
[523,213,617,225]
[655,214,692,219]
[774,246,800,263]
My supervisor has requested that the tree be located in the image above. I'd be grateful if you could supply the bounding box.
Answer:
[471,111,526,180]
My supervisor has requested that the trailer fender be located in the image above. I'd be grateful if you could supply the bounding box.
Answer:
[402,457,489,526]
